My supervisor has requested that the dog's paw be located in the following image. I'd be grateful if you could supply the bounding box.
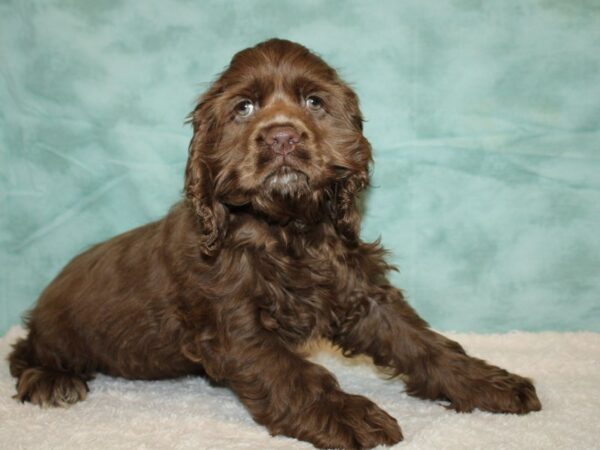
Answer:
[479,373,541,414]
[450,369,542,415]
[15,367,89,407]
[308,392,403,449]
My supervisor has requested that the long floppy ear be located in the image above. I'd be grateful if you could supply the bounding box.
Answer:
[331,83,372,245]
[184,88,228,256]
[331,167,370,245]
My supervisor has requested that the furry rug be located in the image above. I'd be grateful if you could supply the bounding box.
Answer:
[1,326,598,449]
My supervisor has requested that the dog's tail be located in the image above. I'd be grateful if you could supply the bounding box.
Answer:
[8,335,36,379]
[8,333,89,407]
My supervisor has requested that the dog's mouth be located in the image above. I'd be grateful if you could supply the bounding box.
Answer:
[264,167,309,195]
[266,166,307,185]
[249,166,322,225]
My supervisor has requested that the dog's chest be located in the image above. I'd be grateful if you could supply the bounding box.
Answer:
[250,238,343,344]
[224,219,354,344]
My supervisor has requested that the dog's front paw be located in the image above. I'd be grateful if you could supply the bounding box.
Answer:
[479,372,541,414]
[307,392,403,449]
[450,368,541,415]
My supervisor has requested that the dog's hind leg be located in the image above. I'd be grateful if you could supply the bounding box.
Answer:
[8,335,90,407]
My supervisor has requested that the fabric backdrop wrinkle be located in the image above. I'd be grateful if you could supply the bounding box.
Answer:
[1,0,599,334]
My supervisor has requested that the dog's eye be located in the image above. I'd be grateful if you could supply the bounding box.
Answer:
[305,96,323,111]
[236,100,254,117]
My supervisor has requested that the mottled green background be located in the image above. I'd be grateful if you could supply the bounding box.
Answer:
[1,0,599,335]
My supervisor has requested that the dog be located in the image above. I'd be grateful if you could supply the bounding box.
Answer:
[9,39,541,449]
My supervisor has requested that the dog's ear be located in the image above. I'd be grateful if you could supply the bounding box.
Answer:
[331,166,369,245]
[330,83,372,244]
[184,85,228,256]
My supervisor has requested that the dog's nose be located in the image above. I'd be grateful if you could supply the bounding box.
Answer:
[265,126,300,155]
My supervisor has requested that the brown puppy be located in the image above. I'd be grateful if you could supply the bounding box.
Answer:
[9,39,540,449]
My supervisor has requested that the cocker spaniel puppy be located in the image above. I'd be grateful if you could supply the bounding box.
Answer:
[9,39,540,449]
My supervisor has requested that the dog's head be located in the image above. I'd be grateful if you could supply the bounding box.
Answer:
[185,39,371,254]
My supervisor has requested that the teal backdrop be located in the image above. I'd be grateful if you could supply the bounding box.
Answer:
[1,0,599,335]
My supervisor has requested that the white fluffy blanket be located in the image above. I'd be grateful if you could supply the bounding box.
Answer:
[1,326,599,449]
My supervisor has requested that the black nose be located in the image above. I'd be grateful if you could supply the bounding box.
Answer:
[264,126,300,155]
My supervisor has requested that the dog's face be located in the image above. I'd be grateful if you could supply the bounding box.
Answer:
[185,39,371,253]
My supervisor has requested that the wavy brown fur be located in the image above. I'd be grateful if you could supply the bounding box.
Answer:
[8,39,540,449]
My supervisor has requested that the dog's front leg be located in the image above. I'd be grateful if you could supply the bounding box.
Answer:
[332,286,541,414]
[183,307,402,450]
